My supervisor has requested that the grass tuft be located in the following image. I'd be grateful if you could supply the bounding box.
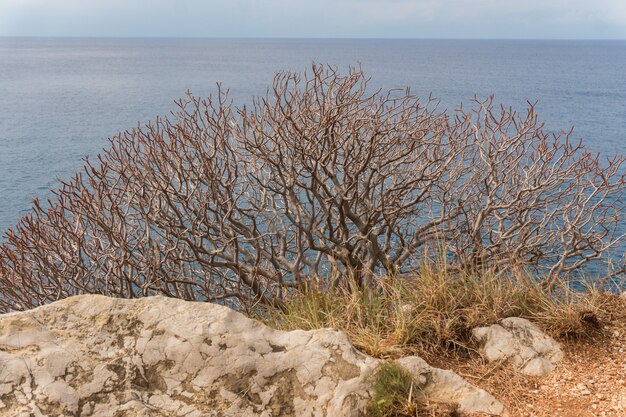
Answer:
[259,261,618,360]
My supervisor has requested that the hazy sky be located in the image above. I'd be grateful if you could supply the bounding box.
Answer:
[1,0,625,39]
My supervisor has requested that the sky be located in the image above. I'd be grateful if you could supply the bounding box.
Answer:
[1,0,626,39]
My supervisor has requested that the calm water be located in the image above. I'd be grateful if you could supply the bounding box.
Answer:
[1,38,625,237]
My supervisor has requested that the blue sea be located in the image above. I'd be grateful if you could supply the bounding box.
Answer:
[1,38,625,238]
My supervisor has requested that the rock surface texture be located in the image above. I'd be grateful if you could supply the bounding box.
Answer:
[472,317,563,377]
[395,356,508,416]
[0,295,507,416]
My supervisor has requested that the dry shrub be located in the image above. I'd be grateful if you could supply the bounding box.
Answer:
[0,65,624,312]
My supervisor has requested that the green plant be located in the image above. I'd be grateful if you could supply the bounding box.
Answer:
[369,362,417,417]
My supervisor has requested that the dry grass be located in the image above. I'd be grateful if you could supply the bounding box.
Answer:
[259,260,618,360]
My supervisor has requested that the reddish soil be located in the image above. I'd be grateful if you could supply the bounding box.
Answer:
[441,298,626,417]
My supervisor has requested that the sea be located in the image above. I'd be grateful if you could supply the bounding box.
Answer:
[1,38,625,273]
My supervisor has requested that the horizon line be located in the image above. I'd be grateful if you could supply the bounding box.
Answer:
[2,35,626,42]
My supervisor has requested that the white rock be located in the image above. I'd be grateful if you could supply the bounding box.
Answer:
[0,295,508,416]
[395,356,509,416]
[0,295,381,416]
[472,317,563,377]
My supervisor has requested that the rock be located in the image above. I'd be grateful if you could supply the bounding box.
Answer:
[472,317,563,377]
[0,295,508,416]
[395,356,508,416]
[0,295,379,417]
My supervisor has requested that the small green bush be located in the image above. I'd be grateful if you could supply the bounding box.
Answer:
[369,362,417,417]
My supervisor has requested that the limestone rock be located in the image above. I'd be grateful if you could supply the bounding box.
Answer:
[0,295,508,416]
[395,356,508,416]
[472,317,563,377]
[0,295,378,417]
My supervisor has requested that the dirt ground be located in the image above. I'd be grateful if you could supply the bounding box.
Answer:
[434,299,626,417]
[420,300,626,417]
[516,324,626,417]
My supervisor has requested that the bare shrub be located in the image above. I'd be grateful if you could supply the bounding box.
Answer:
[447,98,625,286]
[0,65,624,312]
